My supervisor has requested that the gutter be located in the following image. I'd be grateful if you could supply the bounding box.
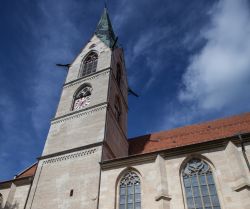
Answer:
[238,134,250,171]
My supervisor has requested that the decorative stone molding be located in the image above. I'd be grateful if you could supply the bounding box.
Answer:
[64,68,110,89]
[232,178,250,192]
[43,148,97,165]
[51,103,107,124]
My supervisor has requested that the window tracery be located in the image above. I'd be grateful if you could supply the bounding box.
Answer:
[182,158,221,209]
[119,171,141,209]
[81,52,98,77]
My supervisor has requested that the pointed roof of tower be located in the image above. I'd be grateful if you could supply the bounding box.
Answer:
[95,7,117,48]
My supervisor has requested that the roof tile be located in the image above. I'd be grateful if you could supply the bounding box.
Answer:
[129,112,250,155]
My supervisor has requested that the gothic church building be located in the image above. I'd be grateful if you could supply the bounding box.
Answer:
[1,8,250,209]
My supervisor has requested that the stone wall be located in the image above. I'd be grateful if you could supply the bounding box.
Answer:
[99,142,250,209]
[65,35,111,84]
[26,146,102,209]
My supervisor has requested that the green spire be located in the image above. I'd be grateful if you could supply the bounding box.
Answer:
[95,7,117,48]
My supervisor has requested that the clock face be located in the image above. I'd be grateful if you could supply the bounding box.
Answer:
[73,96,90,110]
[73,86,92,111]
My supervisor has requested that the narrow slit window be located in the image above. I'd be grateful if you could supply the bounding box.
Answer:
[116,64,122,87]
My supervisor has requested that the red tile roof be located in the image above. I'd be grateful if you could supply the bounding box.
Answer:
[129,112,250,155]
[16,163,37,179]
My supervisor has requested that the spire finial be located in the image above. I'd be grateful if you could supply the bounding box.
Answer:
[95,2,117,48]
[104,0,108,9]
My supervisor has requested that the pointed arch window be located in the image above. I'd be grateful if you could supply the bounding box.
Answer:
[81,52,98,77]
[116,63,122,87]
[72,84,92,110]
[119,171,141,209]
[182,158,221,209]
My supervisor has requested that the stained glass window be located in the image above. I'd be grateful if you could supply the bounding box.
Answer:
[119,171,141,209]
[182,158,221,209]
[81,52,98,77]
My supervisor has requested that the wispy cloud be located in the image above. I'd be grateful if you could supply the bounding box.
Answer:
[162,0,250,129]
[113,0,133,30]
[179,0,250,110]
[29,0,82,134]
[132,27,172,90]
[0,0,85,180]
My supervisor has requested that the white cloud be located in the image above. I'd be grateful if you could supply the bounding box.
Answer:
[133,27,171,57]
[179,0,250,111]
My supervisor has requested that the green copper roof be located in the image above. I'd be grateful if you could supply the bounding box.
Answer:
[95,8,116,48]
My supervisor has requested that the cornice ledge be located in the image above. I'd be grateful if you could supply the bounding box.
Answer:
[42,147,98,165]
[233,180,250,192]
[101,154,156,170]
[64,68,111,88]
[51,103,108,124]
[39,142,103,160]
[155,194,172,201]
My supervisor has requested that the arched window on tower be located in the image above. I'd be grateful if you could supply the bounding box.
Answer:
[182,158,221,209]
[116,63,122,87]
[81,52,98,77]
[72,84,92,111]
[114,97,121,123]
[119,171,141,209]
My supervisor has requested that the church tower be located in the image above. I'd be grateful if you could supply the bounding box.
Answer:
[25,8,128,209]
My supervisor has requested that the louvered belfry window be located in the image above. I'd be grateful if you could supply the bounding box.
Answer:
[119,171,141,209]
[114,100,121,122]
[81,52,98,77]
[182,158,221,209]
[116,64,122,87]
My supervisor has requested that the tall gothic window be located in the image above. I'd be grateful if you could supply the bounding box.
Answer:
[116,63,122,87]
[119,171,141,209]
[182,158,221,209]
[81,52,98,77]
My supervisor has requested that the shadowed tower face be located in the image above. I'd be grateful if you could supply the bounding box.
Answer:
[25,8,128,209]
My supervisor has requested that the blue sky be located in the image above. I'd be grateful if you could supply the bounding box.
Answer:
[0,0,250,181]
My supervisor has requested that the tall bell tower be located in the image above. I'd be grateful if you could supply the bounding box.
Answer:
[25,8,128,209]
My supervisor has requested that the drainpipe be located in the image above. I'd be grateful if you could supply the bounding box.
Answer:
[238,134,250,171]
